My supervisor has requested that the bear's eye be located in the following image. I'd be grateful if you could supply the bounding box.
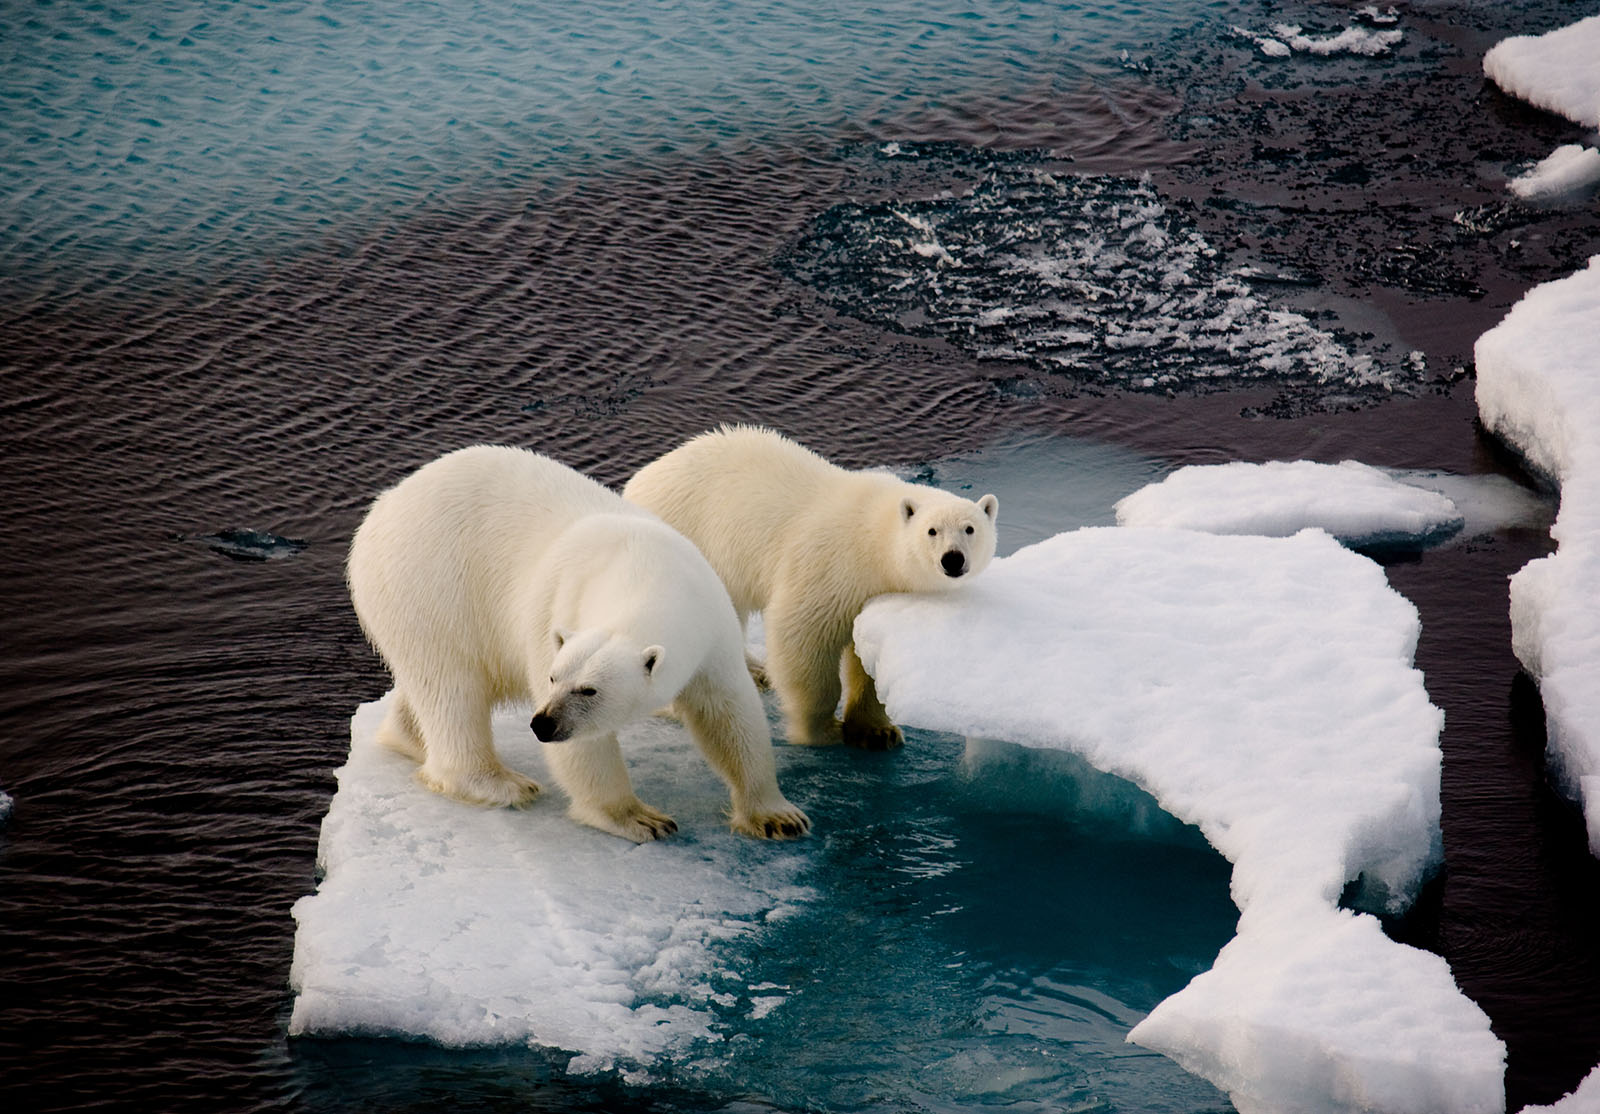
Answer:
[927,527,937,537]
[577,686,598,697]
[965,525,974,535]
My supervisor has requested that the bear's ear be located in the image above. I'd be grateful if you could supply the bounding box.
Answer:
[642,645,664,677]
[978,493,998,520]
[901,498,917,522]
[552,627,572,651]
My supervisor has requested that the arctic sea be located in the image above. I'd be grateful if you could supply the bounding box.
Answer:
[2,1,1599,1112]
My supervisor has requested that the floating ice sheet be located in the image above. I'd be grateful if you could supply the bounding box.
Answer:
[289,702,814,1075]
[855,526,1505,1114]
[1113,459,1464,548]
[1484,14,1600,129]
[1476,254,1600,859]
[1509,144,1600,202]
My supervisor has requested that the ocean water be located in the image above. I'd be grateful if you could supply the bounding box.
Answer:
[4,0,1600,1112]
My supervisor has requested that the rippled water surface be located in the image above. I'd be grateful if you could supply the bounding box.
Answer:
[4,0,1600,1111]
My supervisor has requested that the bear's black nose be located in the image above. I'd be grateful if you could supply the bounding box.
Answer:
[941,550,966,577]
[530,712,559,741]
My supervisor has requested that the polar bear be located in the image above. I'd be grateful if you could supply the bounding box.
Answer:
[624,426,998,750]
[347,445,809,843]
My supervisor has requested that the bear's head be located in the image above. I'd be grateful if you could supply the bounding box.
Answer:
[895,488,999,591]
[530,628,664,743]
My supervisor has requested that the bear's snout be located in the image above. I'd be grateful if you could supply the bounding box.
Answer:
[941,550,966,577]
[530,710,566,742]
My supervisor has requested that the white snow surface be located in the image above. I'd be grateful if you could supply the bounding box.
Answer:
[289,701,814,1074]
[855,526,1505,1114]
[1476,254,1600,858]
[1510,144,1600,201]
[1112,459,1464,545]
[1484,14,1600,129]
[1523,1064,1600,1113]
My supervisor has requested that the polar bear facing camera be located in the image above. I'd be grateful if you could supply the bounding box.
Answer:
[624,426,997,750]
[347,445,809,843]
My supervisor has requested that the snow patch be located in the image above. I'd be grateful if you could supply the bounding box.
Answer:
[1234,21,1403,59]
[1522,1064,1600,1113]
[855,526,1504,1114]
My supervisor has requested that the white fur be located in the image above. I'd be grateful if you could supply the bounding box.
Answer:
[347,445,809,842]
[624,426,998,749]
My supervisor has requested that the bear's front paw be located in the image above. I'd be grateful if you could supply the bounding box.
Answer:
[418,765,542,809]
[614,801,680,843]
[842,720,904,751]
[733,803,811,840]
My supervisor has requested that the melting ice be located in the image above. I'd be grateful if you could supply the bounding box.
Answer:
[785,148,1415,397]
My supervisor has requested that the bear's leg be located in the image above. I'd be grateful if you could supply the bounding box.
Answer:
[841,643,904,751]
[675,672,810,840]
[764,597,847,746]
[736,609,771,690]
[375,693,426,762]
[542,733,678,842]
[407,677,541,808]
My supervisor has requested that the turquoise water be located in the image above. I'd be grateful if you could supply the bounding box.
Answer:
[2,0,1210,279]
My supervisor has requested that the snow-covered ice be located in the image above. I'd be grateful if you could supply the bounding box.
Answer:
[1476,254,1600,859]
[1113,459,1464,547]
[1510,144,1600,202]
[1484,14,1600,130]
[289,702,814,1074]
[1523,1064,1600,1113]
[855,526,1504,1114]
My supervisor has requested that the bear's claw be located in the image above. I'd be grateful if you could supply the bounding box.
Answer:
[734,806,811,840]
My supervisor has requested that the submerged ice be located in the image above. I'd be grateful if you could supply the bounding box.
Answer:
[784,149,1414,397]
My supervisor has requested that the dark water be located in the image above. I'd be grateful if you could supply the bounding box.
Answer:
[3,0,1600,1111]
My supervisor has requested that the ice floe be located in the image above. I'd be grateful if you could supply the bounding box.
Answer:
[855,526,1504,1114]
[289,702,814,1074]
[1509,144,1600,202]
[1113,459,1464,547]
[1476,253,1600,858]
[1484,14,1600,130]
[1524,1063,1600,1113]
[0,788,12,826]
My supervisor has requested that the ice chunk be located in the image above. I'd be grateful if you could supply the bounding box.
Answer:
[0,788,12,826]
[1113,459,1464,547]
[1523,1063,1600,1113]
[1484,14,1600,129]
[1476,254,1600,857]
[854,526,1504,1114]
[1509,144,1600,201]
[288,701,813,1071]
[1233,22,1403,58]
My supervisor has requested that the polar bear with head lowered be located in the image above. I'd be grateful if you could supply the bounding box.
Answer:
[347,445,809,843]
[624,426,997,750]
